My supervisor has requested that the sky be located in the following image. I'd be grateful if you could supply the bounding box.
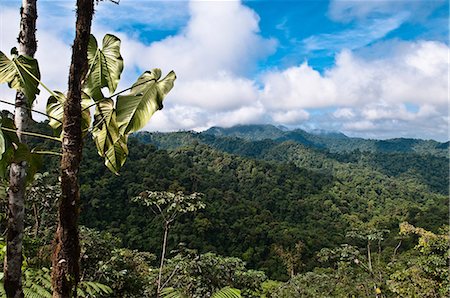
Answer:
[0,0,448,141]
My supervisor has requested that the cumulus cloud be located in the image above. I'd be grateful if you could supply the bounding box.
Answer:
[0,1,448,140]
[271,109,310,124]
[260,63,337,109]
[261,40,448,140]
[116,0,276,79]
[169,74,259,112]
[262,40,448,108]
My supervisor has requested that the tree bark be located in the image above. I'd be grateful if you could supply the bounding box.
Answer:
[157,222,170,298]
[51,0,93,297]
[4,1,37,297]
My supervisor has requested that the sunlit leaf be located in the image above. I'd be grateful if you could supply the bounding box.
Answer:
[91,98,128,174]
[92,98,119,156]
[116,69,176,135]
[0,49,40,105]
[46,91,92,136]
[85,34,123,98]
[104,134,128,175]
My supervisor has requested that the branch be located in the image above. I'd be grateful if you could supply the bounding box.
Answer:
[81,78,157,112]
[31,150,62,157]
[160,265,180,291]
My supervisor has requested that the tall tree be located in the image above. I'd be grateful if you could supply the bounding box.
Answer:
[4,0,37,297]
[51,0,94,296]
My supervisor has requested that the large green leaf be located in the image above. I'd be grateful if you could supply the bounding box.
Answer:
[85,34,123,98]
[211,287,241,298]
[46,91,93,136]
[116,69,176,135]
[91,98,119,156]
[91,99,128,174]
[0,49,40,105]
[104,134,128,175]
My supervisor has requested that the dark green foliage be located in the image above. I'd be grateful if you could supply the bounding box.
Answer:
[70,128,448,280]
[152,249,266,298]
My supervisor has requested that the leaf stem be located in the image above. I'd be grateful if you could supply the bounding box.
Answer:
[0,99,62,124]
[31,150,62,157]
[81,78,157,112]
[1,127,61,142]
[16,59,58,98]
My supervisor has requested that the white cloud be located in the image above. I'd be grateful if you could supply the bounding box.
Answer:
[333,108,354,119]
[271,109,309,124]
[260,40,448,140]
[169,74,259,111]
[260,63,337,109]
[343,120,376,131]
[0,1,448,141]
[118,0,276,79]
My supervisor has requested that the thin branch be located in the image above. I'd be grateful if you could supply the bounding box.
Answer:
[160,265,179,291]
[1,127,61,142]
[81,78,157,112]
[392,240,402,261]
[31,150,62,157]
[0,99,62,124]
[110,78,156,97]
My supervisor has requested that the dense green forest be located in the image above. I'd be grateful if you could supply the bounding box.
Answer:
[1,123,449,297]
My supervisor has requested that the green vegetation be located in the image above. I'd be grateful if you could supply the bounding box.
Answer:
[0,124,448,296]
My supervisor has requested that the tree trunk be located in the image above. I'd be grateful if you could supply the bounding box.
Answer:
[4,1,37,297]
[157,222,170,298]
[51,0,93,297]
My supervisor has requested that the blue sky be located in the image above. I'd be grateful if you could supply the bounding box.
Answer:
[0,0,448,141]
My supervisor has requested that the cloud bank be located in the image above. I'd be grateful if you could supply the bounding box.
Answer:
[0,0,447,141]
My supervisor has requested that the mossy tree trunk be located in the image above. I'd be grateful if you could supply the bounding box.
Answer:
[51,0,94,297]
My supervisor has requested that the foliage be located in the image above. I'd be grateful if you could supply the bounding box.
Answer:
[132,191,205,223]
[150,249,266,298]
[0,240,112,298]
[161,286,241,298]
[387,223,450,297]
[0,48,40,104]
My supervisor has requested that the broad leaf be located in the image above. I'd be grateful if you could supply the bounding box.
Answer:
[85,34,123,97]
[91,99,128,174]
[91,98,119,156]
[0,49,40,105]
[104,134,128,175]
[116,69,176,135]
[46,91,93,136]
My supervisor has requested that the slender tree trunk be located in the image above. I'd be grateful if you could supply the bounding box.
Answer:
[367,242,372,273]
[51,0,93,297]
[4,1,37,297]
[157,222,170,298]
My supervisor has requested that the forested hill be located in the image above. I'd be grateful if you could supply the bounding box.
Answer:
[135,125,449,195]
[202,124,448,156]
[19,122,449,295]
[63,126,447,280]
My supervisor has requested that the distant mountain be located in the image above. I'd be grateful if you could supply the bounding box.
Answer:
[202,124,448,156]
[134,125,449,195]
